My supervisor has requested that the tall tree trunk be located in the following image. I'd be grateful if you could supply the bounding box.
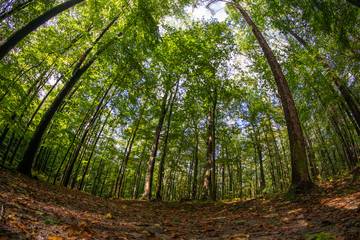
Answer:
[0,0,85,60]
[16,18,117,176]
[141,92,168,200]
[154,81,179,200]
[211,87,217,201]
[231,1,313,196]
[346,0,360,8]
[78,109,111,190]
[283,25,360,131]
[0,0,34,22]
[252,124,266,192]
[200,107,213,200]
[192,120,199,200]
[115,105,144,197]
[62,84,113,187]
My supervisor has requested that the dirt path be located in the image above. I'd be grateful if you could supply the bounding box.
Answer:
[0,168,359,240]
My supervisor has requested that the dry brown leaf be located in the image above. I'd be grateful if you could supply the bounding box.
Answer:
[170,232,180,238]
[48,235,63,240]
[82,231,91,238]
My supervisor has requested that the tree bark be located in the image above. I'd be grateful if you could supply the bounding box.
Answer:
[115,105,144,197]
[192,119,199,200]
[0,0,85,60]
[141,92,168,200]
[154,81,180,200]
[211,87,217,201]
[200,107,213,200]
[231,1,313,196]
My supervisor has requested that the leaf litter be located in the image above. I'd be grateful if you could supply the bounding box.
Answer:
[0,168,359,240]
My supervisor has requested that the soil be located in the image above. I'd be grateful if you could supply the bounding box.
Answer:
[0,167,359,240]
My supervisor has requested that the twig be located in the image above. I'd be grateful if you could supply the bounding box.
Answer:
[0,205,4,221]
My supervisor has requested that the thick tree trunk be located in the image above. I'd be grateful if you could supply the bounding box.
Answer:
[141,93,168,200]
[231,1,313,196]
[0,0,85,60]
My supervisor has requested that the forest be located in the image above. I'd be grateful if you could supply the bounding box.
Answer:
[1,0,360,239]
[1,0,360,211]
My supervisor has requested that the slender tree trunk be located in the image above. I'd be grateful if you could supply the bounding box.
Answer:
[115,105,144,197]
[78,109,111,190]
[0,0,34,22]
[91,158,103,195]
[62,84,113,186]
[0,0,85,60]
[200,107,213,200]
[192,120,199,200]
[231,1,313,196]
[346,0,360,8]
[211,88,217,201]
[16,18,117,176]
[154,81,180,200]
[283,26,360,130]
[141,92,168,200]
[252,124,266,192]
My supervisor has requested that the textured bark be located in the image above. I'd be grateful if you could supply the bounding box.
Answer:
[231,1,313,196]
[141,93,168,200]
[0,0,85,60]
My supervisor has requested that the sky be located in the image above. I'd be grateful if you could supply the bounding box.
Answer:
[188,1,228,22]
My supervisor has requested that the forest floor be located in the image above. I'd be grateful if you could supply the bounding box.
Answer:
[0,168,359,240]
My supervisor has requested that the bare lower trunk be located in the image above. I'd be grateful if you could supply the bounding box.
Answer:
[231,1,313,196]
[200,108,213,200]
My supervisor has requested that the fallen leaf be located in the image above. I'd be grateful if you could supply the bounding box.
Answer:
[171,232,180,238]
[82,231,91,238]
[48,236,63,240]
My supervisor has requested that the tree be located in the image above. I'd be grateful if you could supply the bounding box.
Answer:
[16,17,118,176]
[227,0,313,195]
[0,0,85,60]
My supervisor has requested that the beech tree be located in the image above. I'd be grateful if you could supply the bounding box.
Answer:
[0,0,358,201]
